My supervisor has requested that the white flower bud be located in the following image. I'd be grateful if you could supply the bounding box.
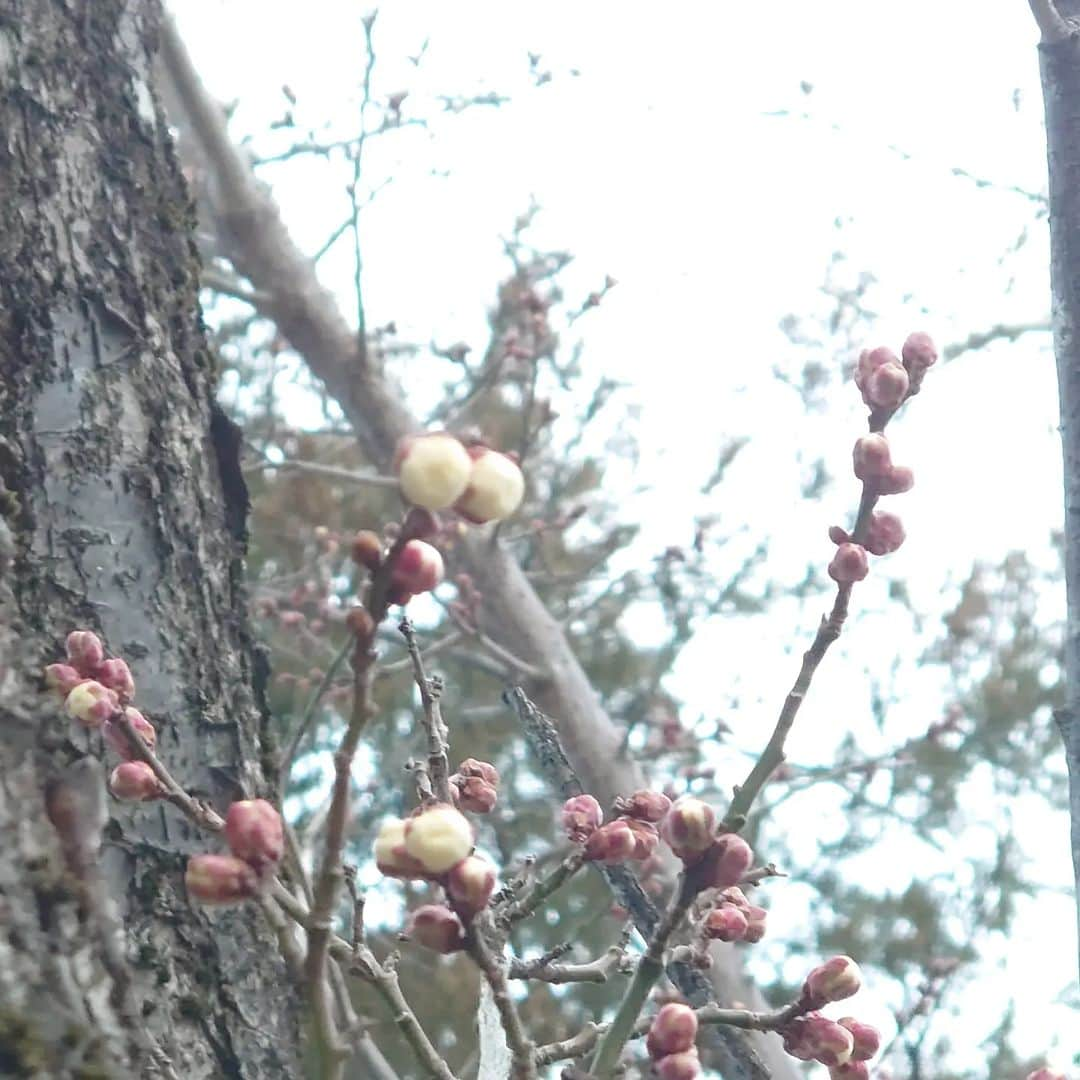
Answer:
[404,804,474,874]
[396,434,472,510]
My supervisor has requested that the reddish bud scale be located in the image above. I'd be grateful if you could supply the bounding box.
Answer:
[350,530,383,571]
[782,1013,854,1067]
[561,794,603,842]
[408,904,465,953]
[44,663,84,697]
[703,904,748,942]
[647,1003,699,1058]
[837,1018,881,1062]
[344,606,376,642]
[901,332,938,391]
[828,543,869,584]
[225,799,284,870]
[852,435,892,481]
[829,1062,870,1079]
[864,510,905,556]
[65,630,105,675]
[186,854,258,906]
[660,798,716,861]
[65,680,119,729]
[701,833,754,889]
[742,904,768,943]
[456,758,499,785]
[877,465,914,495]
[102,707,157,759]
[390,539,444,596]
[96,657,135,701]
[583,819,637,864]
[445,855,497,917]
[654,1050,702,1080]
[623,817,659,860]
[109,761,161,801]
[451,775,498,813]
[615,789,672,823]
[803,955,862,1007]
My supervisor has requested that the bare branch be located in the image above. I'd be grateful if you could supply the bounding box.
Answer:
[399,616,453,803]
[1029,0,1071,42]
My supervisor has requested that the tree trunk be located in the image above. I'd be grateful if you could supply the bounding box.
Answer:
[0,3,303,1075]
[1034,0,1080,983]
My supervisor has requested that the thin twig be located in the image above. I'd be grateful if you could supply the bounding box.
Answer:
[509,929,632,985]
[498,850,585,927]
[244,457,398,487]
[399,616,452,803]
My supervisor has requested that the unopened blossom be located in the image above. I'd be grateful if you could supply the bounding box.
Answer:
[186,854,258,906]
[646,1003,699,1058]
[404,804,474,874]
[455,447,525,523]
[660,797,716,861]
[803,955,862,1007]
[829,543,869,584]
[109,761,160,801]
[584,819,637,864]
[396,433,472,511]
[65,680,118,729]
[446,855,497,917]
[561,794,603,842]
[408,904,465,953]
[65,630,104,674]
[225,799,284,870]
[390,539,444,596]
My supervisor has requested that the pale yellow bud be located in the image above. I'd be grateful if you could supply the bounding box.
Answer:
[397,434,472,510]
[456,449,525,524]
[404,804,474,874]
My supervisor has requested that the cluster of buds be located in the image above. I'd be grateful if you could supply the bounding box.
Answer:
[646,1003,700,1080]
[828,333,936,587]
[701,886,767,945]
[350,509,448,608]
[780,958,880,1075]
[660,797,755,890]
[395,432,525,524]
[450,758,499,813]
[186,799,284,906]
[562,789,671,866]
[45,631,163,802]
[375,804,497,950]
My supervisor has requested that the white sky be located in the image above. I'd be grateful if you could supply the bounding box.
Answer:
[172,2,1076,1073]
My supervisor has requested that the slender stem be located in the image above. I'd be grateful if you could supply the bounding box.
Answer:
[244,457,398,487]
[498,850,585,927]
[399,616,452,803]
[588,875,696,1078]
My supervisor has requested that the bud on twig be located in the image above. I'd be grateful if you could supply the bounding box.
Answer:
[828,543,869,584]
[614,789,671,823]
[863,511,905,556]
[451,775,498,813]
[660,797,716,861]
[408,904,465,953]
[803,955,862,1007]
[446,854,497,917]
[562,794,603,842]
[781,1013,854,1067]
[96,657,135,701]
[350,530,383,571]
[65,630,104,675]
[836,1018,880,1062]
[654,1050,701,1080]
[225,799,284,870]
[44,663,83,697]
[109,761,161,801]
[186,854,258,906]
[455,447,526,524]
[390,539,445,596]
[646,1003,698,1058]
[583,819,637,864]
[374,818,427,879]
[102,707,156,758]
[829,1061,870,1079]
[703,904,748,942]
[65,680,118,729]
[701,833,754,889]
[404,804,474,874]
[396,433,473,510]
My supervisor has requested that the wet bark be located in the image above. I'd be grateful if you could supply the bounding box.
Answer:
[0,2,303,1075]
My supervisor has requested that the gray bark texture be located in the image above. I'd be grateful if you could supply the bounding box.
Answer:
[158,17,799,1080]
[0,3,303,1076]
[1037,0,1080,982]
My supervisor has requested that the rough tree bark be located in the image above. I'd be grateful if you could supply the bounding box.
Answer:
[0,3,303,1075]
[1031,0,1080,982]
[158,17,800,1080]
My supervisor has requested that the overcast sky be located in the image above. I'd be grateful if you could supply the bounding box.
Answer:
[172,2,1075,1072]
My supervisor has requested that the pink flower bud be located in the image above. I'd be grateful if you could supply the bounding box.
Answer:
[408,904,465,953]
[703,904,748,942]
[404,804,474,874]
[44,663,84,697]
[654,1051,701,1080]
[829,1062,870,1079]
[624,817,660,860]
[828,543,869,584]
[373,818,427,879]
[396,433,473,511]
[837,1018,881,1062]
[185,854,258,906]
[803,955,862,1007]
[455,447,526,524]
[646,1003,699,1058]
[1025,1070,1067,1080]
[102,707,157,759]
[452,775,498,813]
[225,799,284,869]
[65,630,104,675]
[445,854,496,917]
[852,435,892,481]
[828,525,851,546]
[562,794,603,842]
[109,761,161,801]
[719,886,750,909]
[350,530,383,571]
[701,833,754,889]
[782,1013,854,1067]
[96,657,135,701]
[660,797,716,861]
[65,680,118,729]
[390,539,444,595]
[877,465,914,495]
[615,789,672,823]
[456,758,499,785]
[855,346,899,386]
[742,904,768,943]
[901,331,937,374]
[584,819,637,864]
[863,362,909,409]
[864,510,905,556]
